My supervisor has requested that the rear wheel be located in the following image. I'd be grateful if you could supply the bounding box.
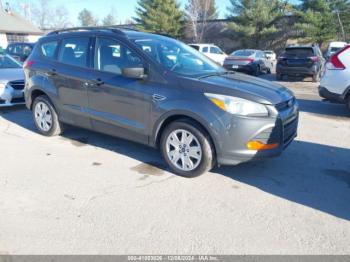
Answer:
[346,96,350,112]
[32,95,63,137]
[160,120,215,177]
[253,65,261,76]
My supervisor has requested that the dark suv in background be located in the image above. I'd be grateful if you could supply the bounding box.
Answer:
[24,27,299,177]
[276,45,325,82]
[6,42,35,62]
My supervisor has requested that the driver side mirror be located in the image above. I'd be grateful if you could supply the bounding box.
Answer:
[122,67,146,80]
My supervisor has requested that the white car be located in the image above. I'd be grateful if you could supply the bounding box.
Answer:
[0,53,25,107]
[189,44,227,65]
[319,45,350,111]
[264,50,277,61]
[325,41,347,60]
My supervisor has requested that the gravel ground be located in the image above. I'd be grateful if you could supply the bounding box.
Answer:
[0,74,349,255]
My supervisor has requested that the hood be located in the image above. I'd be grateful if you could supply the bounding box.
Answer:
[0,68,24,83]
[183,73,293,105]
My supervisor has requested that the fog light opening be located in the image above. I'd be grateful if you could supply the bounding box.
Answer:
[247,141,279,151]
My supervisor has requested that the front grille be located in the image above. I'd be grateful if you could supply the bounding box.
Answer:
[283,116,298,147]
[9,80,25,90]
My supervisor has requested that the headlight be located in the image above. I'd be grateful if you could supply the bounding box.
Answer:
[205,93,269,117]
[0,82,6,90]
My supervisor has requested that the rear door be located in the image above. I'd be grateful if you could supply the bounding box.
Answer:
[54,36,92,128]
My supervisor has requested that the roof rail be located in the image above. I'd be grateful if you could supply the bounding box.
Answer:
[47,25,139,36]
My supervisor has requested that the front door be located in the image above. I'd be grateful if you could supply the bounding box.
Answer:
[86,37,152,144]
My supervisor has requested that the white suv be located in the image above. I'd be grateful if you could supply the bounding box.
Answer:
[189,44,227,65]
[319,45,350,111]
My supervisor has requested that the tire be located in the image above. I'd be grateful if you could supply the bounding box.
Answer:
[312,72,320,82]
[276,73,282,81]
[346,96,350,112]
[253,65,260,76]
[267,68,271,74]
[32,95,63,137]
[160,120,215,178]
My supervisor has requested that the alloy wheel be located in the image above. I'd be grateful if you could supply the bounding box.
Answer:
[165,129,202,172]
[34,102,52,132]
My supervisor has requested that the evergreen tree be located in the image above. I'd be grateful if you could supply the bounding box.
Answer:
[134,0,184,37]
[226,0,290,49]
[78,8,98,26]
[295,0,336,47]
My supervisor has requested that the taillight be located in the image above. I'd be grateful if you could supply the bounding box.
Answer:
[328,45,350,70]
[227,57,254,63]
[309,56,319,62]
[23,60,34,69]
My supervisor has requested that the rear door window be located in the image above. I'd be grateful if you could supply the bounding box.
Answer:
[284,48,314,58]
[58,37,90,67]
[203,47,209,53]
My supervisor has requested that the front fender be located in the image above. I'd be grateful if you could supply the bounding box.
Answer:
[150,98,226,152]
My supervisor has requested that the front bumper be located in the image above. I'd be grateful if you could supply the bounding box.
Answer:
[215,98,299,166]
[0,82,25,107]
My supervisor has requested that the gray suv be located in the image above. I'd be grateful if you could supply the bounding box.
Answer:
[24,27,299,177]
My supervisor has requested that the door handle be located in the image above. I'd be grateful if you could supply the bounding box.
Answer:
[92,78,104,86]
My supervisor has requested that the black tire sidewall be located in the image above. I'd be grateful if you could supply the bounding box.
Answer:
[160,121,214,178]
[347,96,350,112]
[32,95,61,136]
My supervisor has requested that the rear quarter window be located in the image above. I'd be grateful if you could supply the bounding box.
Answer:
[41,41,59,59]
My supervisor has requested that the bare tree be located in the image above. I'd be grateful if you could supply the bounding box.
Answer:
[51,6,72,29]
[78,8,99,26]
[185,0,218,43]
[102,7,118,26]
[31,0,53,29]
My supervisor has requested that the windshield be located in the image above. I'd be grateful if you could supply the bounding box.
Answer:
[0,54,22,69]
[231,50,255,56]
[133,37,224,77]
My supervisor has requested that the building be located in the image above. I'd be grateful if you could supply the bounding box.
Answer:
[0,1,42,48]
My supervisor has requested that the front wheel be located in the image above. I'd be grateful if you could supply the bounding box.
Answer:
[160,120,215,177]
[32,95,63,136]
